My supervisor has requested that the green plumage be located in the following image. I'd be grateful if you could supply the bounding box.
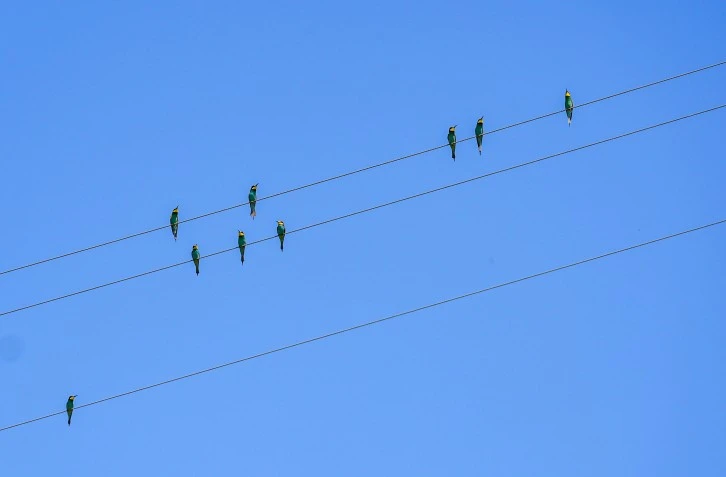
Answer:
[475,118,484,155]
[276,221,285,251]
[238,231,246,264]
[170,207,179,241]
[565,90,573,126]
[191,245,200,275]
[447,126,457,160]
[66,395,76,426]
[248,184,258,219]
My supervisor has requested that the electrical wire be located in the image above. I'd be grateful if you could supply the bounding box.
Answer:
[1,104,722,319]
[1,216,723,433]
[2,60,723,277]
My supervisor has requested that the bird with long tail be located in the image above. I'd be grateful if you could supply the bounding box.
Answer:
[191,245,200,275]
[475,118,484,155]
[170,206,179,240]
[248,184,258,219]
[277,221,285,251]
[66,395,77,426]
[565,90,574,126]
[447,126,457,160]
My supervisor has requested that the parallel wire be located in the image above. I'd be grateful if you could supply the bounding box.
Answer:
[1,105,722,318]
[2,60,723,276]
[2,217,724,433]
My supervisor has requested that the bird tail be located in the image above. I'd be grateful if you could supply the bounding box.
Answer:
[68,417,71,426]
[478,145,482,155]
[195,264,200,275]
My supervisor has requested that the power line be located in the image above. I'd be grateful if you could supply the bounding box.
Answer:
[2,60,723,277]
[1,216,723,434]
[3,106,724,317]
[1,105,722,319]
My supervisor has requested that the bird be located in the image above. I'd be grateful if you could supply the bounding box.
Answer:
[191,245,200,275]
[66,395,77,426]
[248,184,258,219]
[170,206,179,241]
[238,231,246,264]
[276,221,286,251]
[565,90,574,126]
[475,118,484,155]
[447,126,457,160]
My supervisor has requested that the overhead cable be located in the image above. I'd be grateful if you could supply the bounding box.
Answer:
[1,104,722,318]
[2,61,722,276]
[1,216,723,433]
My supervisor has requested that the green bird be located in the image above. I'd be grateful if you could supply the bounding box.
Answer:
[238,231,246,264]
[66,395,77,426]
[276,220,285,251]
[475,117,484,155]
[170,206,179,241]
[191,244,200,275]
[248,184,258,219]
[565,90,574,126]
[447,126,457,160]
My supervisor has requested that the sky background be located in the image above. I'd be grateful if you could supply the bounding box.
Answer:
[1,1,725,475]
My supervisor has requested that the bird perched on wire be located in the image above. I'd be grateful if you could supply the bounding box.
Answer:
[248,184,258,219]
[447,126,457,160]
[191,245,200,275]
[475,118,484,155]
[66,395,77,426]
[565,90,574,126]
[170,206,179,241]
[276,221,285,251]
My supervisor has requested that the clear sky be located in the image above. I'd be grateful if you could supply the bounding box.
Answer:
[1,1,725,475]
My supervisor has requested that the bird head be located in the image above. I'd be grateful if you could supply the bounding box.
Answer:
[477,117,483,124]
[449,125,456,132]
[68,395,76,401]
[277,220,284,226]
[565,90,571,97]
[192,244,198,250]
[238,230,244,237]
[172,206,179,214]
[251,184,258,191]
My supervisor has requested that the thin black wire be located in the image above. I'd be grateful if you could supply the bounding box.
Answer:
[1,105,723,318]
[1,217,723,433]
[2,60,723,277]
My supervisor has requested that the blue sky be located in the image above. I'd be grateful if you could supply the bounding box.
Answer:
[1,1,725,475]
